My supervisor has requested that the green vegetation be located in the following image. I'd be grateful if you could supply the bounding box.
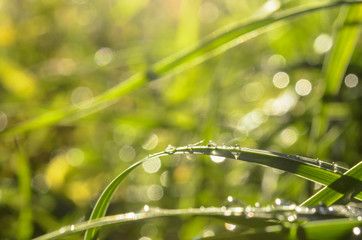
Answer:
[0,0,361,239]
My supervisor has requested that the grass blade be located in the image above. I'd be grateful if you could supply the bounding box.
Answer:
[2,1,362,138]
[300,161,362,207]
[324,4,362,96]
[299,218,362,240]
[34,205,361,240]
[15,140,33,240]
[83,159,145,240]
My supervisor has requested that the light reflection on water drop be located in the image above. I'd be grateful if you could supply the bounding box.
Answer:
[125,212,136,220]
[165,145,176,153]
[210,155,225,163]
[353,227,361,236]
[207,141,217,149]
[70,225,75,231]
[224,223,236,231]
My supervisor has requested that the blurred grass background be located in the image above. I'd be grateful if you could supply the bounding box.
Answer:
[0,0,361,239]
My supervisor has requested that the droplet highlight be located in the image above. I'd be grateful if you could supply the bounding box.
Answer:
[165,145,176,153]
[207,141,217,149]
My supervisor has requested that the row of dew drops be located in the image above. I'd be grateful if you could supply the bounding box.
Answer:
[163,140,344,172]
[56,196,362,237]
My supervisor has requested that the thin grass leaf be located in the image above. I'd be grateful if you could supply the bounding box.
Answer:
[61,144,361,240]
[34,204,361,240]
[301,161,362,207]
[15,140,33,240]
[324,4,362,96]
[202,219,362,240]
[2,1,362,138]
[298,218,362,240]
[83,160,145,240]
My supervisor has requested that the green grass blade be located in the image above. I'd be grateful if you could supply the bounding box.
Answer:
[299,218,362,240]
[2,1,362,138]
[83,159,145,240]
[15,140,33,240]
[85,143,360,239]
[34,205,361,240]
[324,4,362,96]
[300,161,362,207]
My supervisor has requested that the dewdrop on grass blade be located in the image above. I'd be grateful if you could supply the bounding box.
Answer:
[207,141,217,149]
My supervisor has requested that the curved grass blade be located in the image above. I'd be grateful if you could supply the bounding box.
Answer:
[2,1,362,138]
[298,218,362,240]
[34,205,361,240]
[86,143,361,239]
[324,4,362,96]
[301,161,362,207]
[83,159,145,240]
[201,218,362,240]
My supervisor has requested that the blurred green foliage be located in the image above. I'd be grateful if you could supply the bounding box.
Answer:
[0,0,361,239]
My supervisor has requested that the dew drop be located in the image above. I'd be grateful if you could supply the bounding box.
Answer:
[207,141,217,149]
[187,144,193,151]
[353,227,361,236]
[287,214,297,222]
[210,155,225,163]
[70,225,75,231]
[144,205,150,212]
[225,223,236,231]
[317,202,328,215]
[224,209,232,216]
[254,202,260,208]
[220,143,227,149]
[232,151,240,160]
[59,227,66,234]
[272,198,296,208]
[165,145,176,153]
[316,158,322,167]
[333,162,338,173]
[224,196,246,209]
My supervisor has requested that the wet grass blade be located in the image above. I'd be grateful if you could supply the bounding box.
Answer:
[298,218,362,240]
[34,205,361,240]
[2,1,362,138]
[300,161,362,207]
[324,4,362,96]
[83,160,145,240]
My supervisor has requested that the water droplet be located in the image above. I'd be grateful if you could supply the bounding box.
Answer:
[328,206,334,212]
[353,227,361,236]
[207,141,217,149]
[272,198,296,208]
[232,151,240,159]
[144,205,150,211]
[316,158,322,167]
[125,212,136,219]
[165,145,176,153]
[220,143,227,149]
[210,155,225,163]
[333,162,338,173]
[287,214,297,222]
[225,223,236,231]
[187,144,193,151]
[224,209,232,216]
[254,202,260,208]
[59,227,66,234]
[224,196,246,209]
[70,225,75,231]
[317,202,328,215]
